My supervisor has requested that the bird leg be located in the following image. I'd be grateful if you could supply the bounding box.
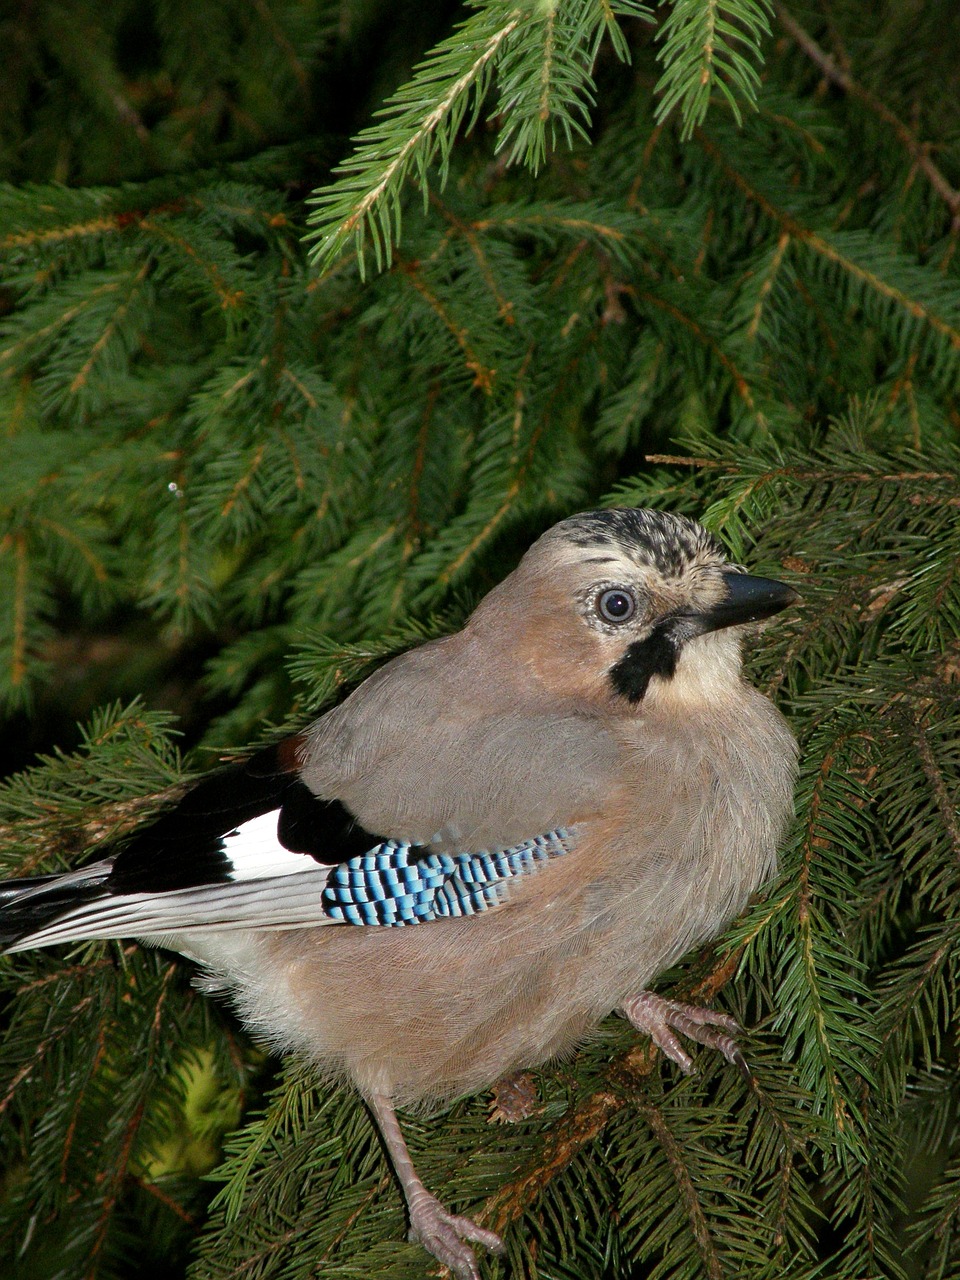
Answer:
[622,991,751,1080]
[367,1091,505,1280]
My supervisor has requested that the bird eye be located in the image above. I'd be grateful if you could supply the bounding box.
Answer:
[596,588,637,624]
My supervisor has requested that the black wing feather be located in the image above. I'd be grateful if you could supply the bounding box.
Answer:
[107,737,379,893]
[0,735,389,949]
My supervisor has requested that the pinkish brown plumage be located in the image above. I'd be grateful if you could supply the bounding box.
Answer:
[0,508,798,1279]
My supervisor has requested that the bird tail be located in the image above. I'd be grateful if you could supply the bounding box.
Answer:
[0,740,332,954]
[0,865,112,951]
[0,864,338,954]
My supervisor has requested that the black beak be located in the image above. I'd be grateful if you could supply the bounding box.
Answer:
[697,571,799,634]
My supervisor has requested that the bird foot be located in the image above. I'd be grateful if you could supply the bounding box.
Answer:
[408,1192,504,1280]
[622,990,750,1079]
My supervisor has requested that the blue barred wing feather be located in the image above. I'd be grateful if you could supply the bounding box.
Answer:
[322,831,574,926]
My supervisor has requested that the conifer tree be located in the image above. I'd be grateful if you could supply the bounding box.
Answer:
[1,1,959,1277]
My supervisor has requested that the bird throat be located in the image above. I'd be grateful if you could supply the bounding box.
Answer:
[607,624,681,703]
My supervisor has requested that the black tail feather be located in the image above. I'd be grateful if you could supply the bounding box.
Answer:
[0,878,107,951]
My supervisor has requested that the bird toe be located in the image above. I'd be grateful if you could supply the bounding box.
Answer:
[622,990,749,1075]
[409,1195,503,1279]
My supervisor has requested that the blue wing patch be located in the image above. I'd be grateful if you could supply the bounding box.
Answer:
[321,828,574,926]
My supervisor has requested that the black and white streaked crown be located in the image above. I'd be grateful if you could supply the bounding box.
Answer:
[552,509,725,579]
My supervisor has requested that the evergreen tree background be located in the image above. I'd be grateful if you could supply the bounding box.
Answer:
[0,0,959,1276]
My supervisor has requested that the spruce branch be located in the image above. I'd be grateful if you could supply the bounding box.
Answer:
[305,1,651,276]
[395,254,497,392]
[774,3,960,229]
[482,945,800,1249]
[695,132,960,390]
[304,4,523,276]
[654,0,773,139]
[639,1098,725,1280]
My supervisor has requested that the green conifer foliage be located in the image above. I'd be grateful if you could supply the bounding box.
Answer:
[1,1,959,1276]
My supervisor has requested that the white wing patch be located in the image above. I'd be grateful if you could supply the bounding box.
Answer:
[221,809,318,880]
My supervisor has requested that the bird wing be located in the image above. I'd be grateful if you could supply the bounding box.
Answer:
[3,630,624,953]
[0,736,583,951]
[298,634,622,849]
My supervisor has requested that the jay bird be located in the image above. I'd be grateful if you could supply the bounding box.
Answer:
[0,507,798,1279]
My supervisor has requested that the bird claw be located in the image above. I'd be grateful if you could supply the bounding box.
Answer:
[622,990,751,1080]
[408,1193,504,1280]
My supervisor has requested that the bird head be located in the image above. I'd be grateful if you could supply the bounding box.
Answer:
[470,508,798,709]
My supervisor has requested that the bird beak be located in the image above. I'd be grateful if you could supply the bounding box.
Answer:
[696,571,800,634]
